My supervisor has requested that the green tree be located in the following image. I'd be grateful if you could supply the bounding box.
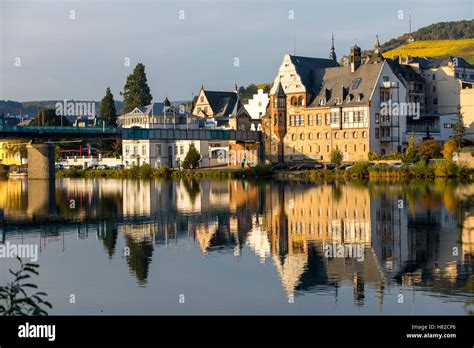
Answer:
[418,139,442,162]
[441,139,458,160]
[330,148,343,168]
[452,105,465,147]
[121,63,153,113]
[99,87,117,127]
[402,132,420,163]
[182,144,201,169]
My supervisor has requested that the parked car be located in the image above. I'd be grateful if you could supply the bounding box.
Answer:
[112,164,125,170]
[97,164,109,170]
[271,163,289,171]
[55,164,64,170]
[338,163,353,170]
[299,163,324,170]
[289,163,304,170]
[323,163,335,170]
[86,165,98,170]
[390,162,403,168]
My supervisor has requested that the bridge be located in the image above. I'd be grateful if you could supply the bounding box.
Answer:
[0,125,263,179]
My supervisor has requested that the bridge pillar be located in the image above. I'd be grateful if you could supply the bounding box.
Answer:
[27,143,55,180]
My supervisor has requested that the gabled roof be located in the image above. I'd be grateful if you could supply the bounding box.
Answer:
[426,56,473,69]
[289,55,340,93]
[309,62,384,107]
[202,90,240,117]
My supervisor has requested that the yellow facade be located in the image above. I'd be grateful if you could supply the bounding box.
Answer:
[0,141,22,166]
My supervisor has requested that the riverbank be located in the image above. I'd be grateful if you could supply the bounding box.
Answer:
[55,161,474,181]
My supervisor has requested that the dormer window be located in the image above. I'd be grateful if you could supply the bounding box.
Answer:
[346,95,351,102]
[336,98,342,105]
[319,99,325,106]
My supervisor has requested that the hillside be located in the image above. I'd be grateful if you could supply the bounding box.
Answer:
[380,19,473,53]
[382,39,474,64]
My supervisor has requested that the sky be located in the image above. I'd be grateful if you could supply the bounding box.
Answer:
[1,0,473,102]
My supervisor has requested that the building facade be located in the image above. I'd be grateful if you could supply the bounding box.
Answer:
[264,42,407,163]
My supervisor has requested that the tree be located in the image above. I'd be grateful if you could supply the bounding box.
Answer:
[31,108,70,126]
[330,148,343,168]
[452,105,465,147]
[417,139,441,162]
[441,139,459,160]
[121,63,153,113]
[99,87,117,127]
[402,132,420,163]
[182,143,201,169]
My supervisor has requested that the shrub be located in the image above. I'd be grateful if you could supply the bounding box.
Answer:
[410,161,434,178]
[349,162,370,177]
[434,159,458,178]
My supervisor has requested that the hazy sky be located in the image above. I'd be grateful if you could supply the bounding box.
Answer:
[1,0,473,102]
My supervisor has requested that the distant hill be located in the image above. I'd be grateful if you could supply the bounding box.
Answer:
[383,39,474,64]
[380,19,474,53]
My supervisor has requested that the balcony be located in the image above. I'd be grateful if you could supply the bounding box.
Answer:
[380,81,398,88]
[406,125,440,133]
[380,135,400,142]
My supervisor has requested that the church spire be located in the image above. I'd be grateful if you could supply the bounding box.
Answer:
[374,34,381,54]
[329,33,337,61]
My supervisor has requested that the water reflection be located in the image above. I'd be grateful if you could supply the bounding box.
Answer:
[0,178,473,314]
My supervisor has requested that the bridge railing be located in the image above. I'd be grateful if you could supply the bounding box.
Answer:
[123,128,262,141]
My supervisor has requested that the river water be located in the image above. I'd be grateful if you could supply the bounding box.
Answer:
[0,178,473,315]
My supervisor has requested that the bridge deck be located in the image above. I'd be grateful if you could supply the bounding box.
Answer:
[0,126,262,141]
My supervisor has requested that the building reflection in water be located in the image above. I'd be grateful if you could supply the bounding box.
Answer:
[0,178,472,309]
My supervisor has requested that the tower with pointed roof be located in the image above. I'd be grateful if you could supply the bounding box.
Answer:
[329,33,337,62]
[272,82,287,163]
[374,34,381,55]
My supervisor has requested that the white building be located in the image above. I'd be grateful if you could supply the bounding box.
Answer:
[243,89,269,119]
[120,100,229,169]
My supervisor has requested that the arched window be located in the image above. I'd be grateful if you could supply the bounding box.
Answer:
[291,97,297,106]
[298,96,304,106]
[250,124,256,131]
[353,131,358,139]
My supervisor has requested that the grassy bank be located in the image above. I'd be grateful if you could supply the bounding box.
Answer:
[56,161,474,181]
[56,164,273,180]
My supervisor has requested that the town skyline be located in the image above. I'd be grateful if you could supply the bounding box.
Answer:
[1,0,472,102]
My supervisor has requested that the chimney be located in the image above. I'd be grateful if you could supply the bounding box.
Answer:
[349,44,361,73]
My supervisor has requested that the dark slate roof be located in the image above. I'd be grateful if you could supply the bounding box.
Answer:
[426,56,473,69]
[386,59,425,83]
[309,62,384,107]
[289,55,340,94]
[203,90,240,117]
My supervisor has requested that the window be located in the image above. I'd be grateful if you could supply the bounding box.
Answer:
[343,112,349,123]
[290,116,295,126]
[334,132,339,139]
[344,132,348,139]
[292,134,296,140]
[319,99,325,106]
[354,111,364,122]
[156,144,161,156]
[375,128,379,139]
[353,131,358,139]
[375,113,379,124]
[125,146,130,156]
[300,133,304,140]
[362,131,367,138]
[317,133,321,139]
[142,145,146,156]
[298,96,304,106]
[326,132,330,139]
[352,78,362,89]
[316,114,322,125]
[432,74,436,80]
[382,76,389,82]
[308,115,313,125]
[308,133,313,140]
[331,112,339,123]
[291,97,297,106]
[433,98,438,105]
[180,146,184,155]
[133,146,138,155]
[279,114,283,125]
[325,114,330,124]
[432,85,436,92]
